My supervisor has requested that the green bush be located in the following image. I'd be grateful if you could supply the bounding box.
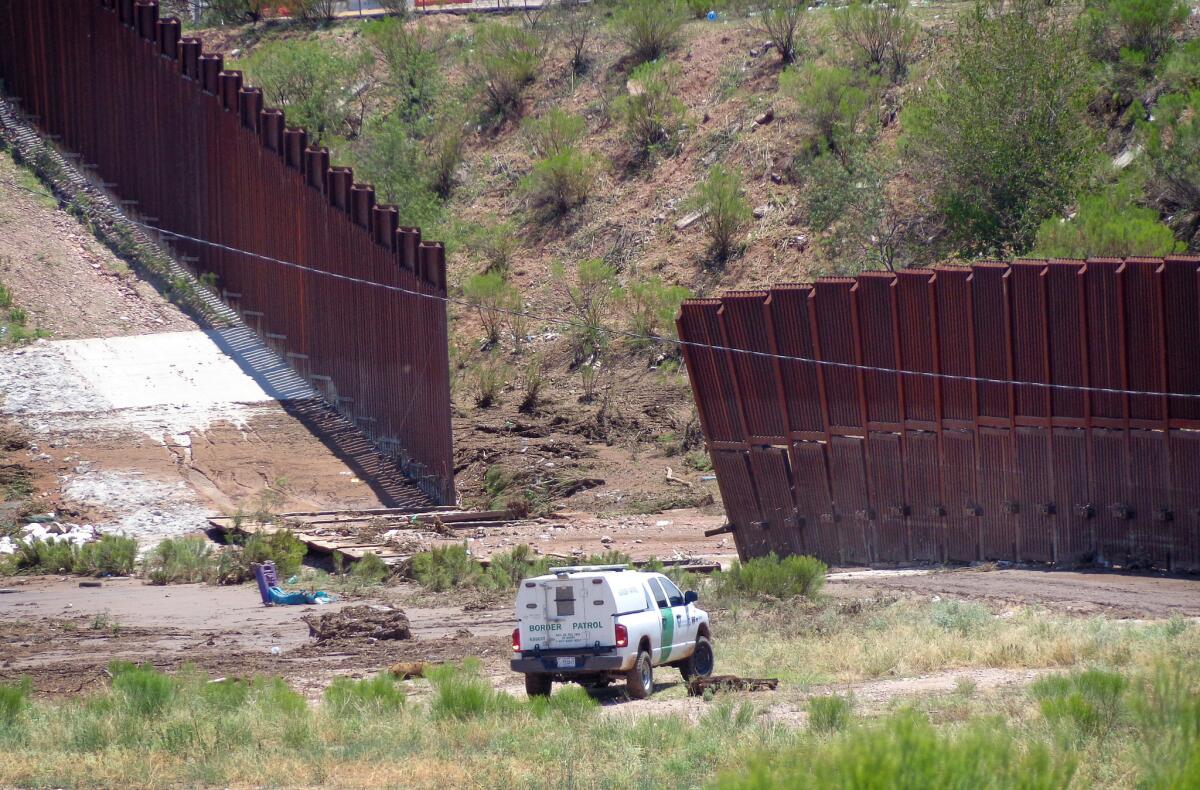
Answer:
[900,0,1095,255]
[352,114,444,232]
[237,39,364,142]
[1032,176,1184,258]
[808,694,853,733]
[143,536,216,585]
[1141,90,1200,248]
[74,535,137,577]
[242,530,307,580]
[552,258,622,364]
[465,221,519,276]
[411,543,481,591]
[323,674,405,716]
[1162,39,1200,93]
[780,63,876,162]
[426,660,519,720]
[12,537,76,574]
[1032,669,1128,741]
[1079,0,1188,63]
[525,683,600,718]
[520,147,598,217]
[834,0,918,82]
[363,19,443,128]
[613,59,688,161]
[613,0,686,64]
[349,552,390,585]
[624,276,691,352]
[463,271,518,347]
[689,164,752,265]
[523,108,588,158]
[753,0,807,64]
[720,553,827,599]
[482,544,552,590]
[469,22,545,119]
[473,355,513,408]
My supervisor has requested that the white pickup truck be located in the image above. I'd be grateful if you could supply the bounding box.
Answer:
[510,564,714,698]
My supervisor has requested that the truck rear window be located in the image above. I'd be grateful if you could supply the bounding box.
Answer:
[554,585,575,616]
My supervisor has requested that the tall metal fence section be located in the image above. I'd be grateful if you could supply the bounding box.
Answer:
[0,0,455,503]
[677,258,1200,571]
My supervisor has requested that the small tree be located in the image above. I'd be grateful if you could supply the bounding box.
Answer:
[613,59,688,162]
[554,1,599,75]
[468,22,545,120]
[364,19,444,130]
[834,0,919,82]
[779,63,876,164]
[753,0,808,64]
[613,0,686,65]
[553,259,622,364]
[689,165,752,265]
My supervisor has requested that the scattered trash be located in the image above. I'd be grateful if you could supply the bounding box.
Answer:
[78,581,102,588]
[269,646,281,656]
[302,605,412,643]
[687,675,779,696]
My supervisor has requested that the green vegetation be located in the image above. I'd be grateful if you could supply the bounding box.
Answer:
[239,529,307,580]
[1142,89,1200,248]
[781,63,877,164]
[833,0,919,82]
[521,147,599,218]
[613,59,688,162]
[613,0,686,65]
[624,276,691,352]
[753,0,807,64]
[901,0,1096,255]
[690,165,752,265]
[237,39,364,143]
[142,536,217,585]
[718,553,827,600]
[552,258,622,364]
[1033,176,1184,258]
[467,22,544,120]
[0,281,46,345]
[807,694,854,734]
[463,271,517,347]
[1080,0,1188,63]
[408,542,636,593]
[6,535,137,577]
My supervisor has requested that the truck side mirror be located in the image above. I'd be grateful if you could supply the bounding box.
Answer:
[684,590,699,605]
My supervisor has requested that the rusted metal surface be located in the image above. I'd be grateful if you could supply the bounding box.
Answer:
[0,0,454,503]
[678,258,1200,571]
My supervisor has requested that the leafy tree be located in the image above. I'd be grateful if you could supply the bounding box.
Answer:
[833,0,918,82]
[351,114,443,230]
[1032,176,1184,258]
[613,59,688,161]
[900,0,1095,256]
[1079,0,1188,63]
[238,39,364,142]
[780,63,877,164]
[689,165,752,265]
[613,0,686,65]
[1141,90,1200,249]
[753,0,808,64]
[467,22,545,120]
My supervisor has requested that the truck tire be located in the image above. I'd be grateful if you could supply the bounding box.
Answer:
[524,673,552,698]
[625,650,654,699]
[680,636,715,681]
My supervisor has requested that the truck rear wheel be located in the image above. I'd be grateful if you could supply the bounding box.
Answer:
[625,650,654,699]
[524,673,552,698]
[679,635,715,680]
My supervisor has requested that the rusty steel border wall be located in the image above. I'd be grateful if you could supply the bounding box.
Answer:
[677,258,1200,572]
[0,0,455,503]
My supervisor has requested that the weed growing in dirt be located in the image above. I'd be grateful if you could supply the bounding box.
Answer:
[0,679,29,728]
[613,59,688,162]
[807,694,853,734]
[929,599,992,636]
[1032,668,1128,743]
[143,536,217,585]
[690,164,752,265]
[427,660,520,720]
[324,674,406,717]
[612,0,685,65]
[718,553,827,601]
[410,543,481,592]
[8,534,136,577]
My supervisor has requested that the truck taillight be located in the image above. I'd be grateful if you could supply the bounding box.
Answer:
[512,628,521,652]
[615,623,628,648]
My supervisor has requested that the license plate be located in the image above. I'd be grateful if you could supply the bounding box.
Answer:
[555,656,577,669]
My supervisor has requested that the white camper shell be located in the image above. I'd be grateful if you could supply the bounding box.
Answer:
[511,565,714,698]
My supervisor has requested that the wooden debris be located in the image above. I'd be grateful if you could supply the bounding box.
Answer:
[687,675,779,696]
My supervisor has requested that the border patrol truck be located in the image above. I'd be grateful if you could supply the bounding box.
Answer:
[510,564,715,698]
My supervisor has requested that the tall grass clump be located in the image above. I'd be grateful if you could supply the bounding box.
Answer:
[613,59,687,162]
[807,694,853,734]
[689,164,752,265]
[482,543,552,590]
[323,674,406,717]
[719,553,826,600]
[1032,669,1128,742]
[143,536,217,585]
[929,599,992,636]
[426,660,519,720]
[0,679,30,728]
[410,543,481,591]
[11,534,137,577]
[715,710,1076,788]
[110,662,178,718]
[469,22,544,119]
